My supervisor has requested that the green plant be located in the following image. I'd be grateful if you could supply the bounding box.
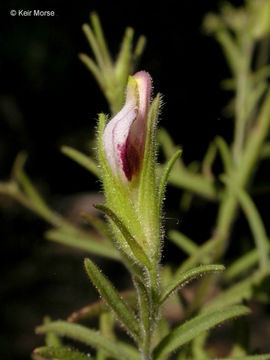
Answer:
[1,3,270,359]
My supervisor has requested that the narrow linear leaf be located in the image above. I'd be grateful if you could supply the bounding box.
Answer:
[46,229,119,260]
[33,346,92,360]
[225,249,258,280]
[115,27,134,75]
[261,142,270,158]
[168,167,218,200]
[246,82,268,119]
[84,258,141,340]
[202,141,217,179]
[158,128,182,167]
[79,53,104,88]
[133,277,151,349]
[67,289,136,322]
[211,356,270,360]
[216,30,242,76]
[153,305,250,360]
[204,269,270,312]
[44,316,62,347]
[174,237,220,277]
[61,146,100,178]
[97,312,115,360]
[168,230,198,255]
[36,321,140,360]
[12,154,52,218]
[80,212,113,242]
[133,35,146,68]
[158,149,182,214]
[160,264,225,305]
[90,12,112,67]
[94,203,151,268]
[82,23,105,69]
[222,178,269,269]
[215,136,232,174]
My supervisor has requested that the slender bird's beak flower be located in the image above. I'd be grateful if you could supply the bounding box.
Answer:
[103,71,152,183]
[98,70,161,260]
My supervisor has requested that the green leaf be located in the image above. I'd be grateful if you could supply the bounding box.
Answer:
[12,153,53,220]
[174,237,220,277]
[202,141,217,179]
[97,312,115,360]
[215,136,232,174]
[153,305,250,360]
[82,23,105,69]
[61,146,100,178]
[204,269,270,312]
[84,258,141,340]
[80,212,113,243]
[133,277,151,354]
[158,128,182,167]
[46,229,119,260]
[225,249,258,280]
[79,53,104,89]
[168,230,198,255]
[168,167,217,200]
[67,289,136,322]
[43,316,62,347]
[160,264,225,305]
[90,12,112,68]
[158,149,182,215]
[216,29,242,76]
[211,356,270,360]
[94,204,151,268]
[222,177,269,269]
[36,321,140,360]
[33,346,92,360]
[133,35,146,69]
[115,27,134,81]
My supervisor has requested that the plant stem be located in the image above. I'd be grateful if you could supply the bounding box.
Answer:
[233,37,253,164]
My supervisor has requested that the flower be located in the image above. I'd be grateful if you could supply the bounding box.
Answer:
[103,71,152,182]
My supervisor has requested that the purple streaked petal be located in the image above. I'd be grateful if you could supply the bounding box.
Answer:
[103,71,152,182]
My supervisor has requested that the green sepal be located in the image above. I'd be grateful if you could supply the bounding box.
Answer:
[153,305,250,359]
[94,203,151,268]
[97,113,150,257]
[160,264,225,305]
[84,258,141,340]
[137,94,161,258]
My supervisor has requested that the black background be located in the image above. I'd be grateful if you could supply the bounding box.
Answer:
[1,0,269,359]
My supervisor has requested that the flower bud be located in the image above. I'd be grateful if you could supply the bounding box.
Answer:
[98,70,160,260]
[103,71,151,183]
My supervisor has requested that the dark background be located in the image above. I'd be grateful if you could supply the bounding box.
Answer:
[1,0,269,359]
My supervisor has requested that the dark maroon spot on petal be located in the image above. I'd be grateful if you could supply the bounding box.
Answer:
[118,141,142,182]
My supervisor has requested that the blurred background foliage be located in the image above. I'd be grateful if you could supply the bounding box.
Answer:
[1,0,270,359]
